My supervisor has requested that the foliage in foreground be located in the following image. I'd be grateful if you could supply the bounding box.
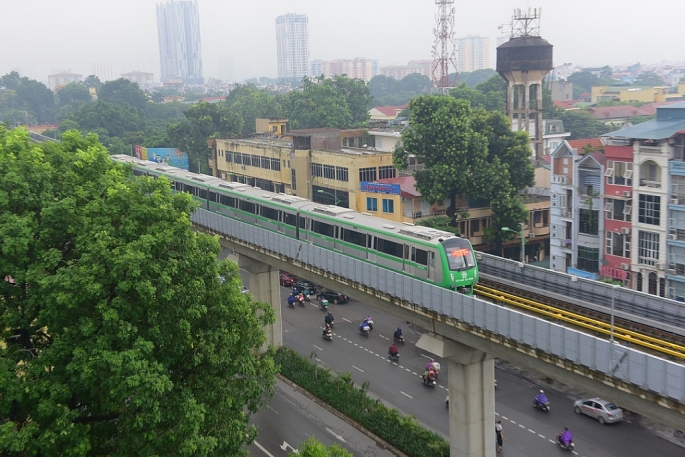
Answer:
[294,437,353,457]
[275,347,449,457]
[0,127,278,456]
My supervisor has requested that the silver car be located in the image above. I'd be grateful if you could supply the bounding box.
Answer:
[573,398,624,424]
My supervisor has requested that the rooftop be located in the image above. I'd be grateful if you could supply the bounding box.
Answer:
[567,138,604,151]
[605,102,685,140]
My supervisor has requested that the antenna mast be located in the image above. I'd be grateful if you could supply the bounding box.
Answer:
[431,0,458,93]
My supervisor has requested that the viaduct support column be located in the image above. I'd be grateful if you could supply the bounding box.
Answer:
[417,333,495,457]
[238,255,283,350]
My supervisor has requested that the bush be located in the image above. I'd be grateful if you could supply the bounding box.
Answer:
[275,347,449,457]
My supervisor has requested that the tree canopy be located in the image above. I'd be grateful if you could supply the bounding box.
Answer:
[369,73,431,108]
[0,127,277,456]
[294,437,353,457]
[98,78,149,111]
[225,85,281,135]
[0,71,56,124]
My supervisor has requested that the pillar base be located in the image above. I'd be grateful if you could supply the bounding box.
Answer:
[238,256,283,349]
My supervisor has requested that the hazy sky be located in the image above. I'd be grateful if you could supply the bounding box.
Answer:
[1,0,683,84]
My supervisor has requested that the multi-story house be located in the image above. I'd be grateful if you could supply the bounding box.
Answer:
[549,141,605,276]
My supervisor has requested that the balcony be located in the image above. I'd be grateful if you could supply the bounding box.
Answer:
[639,179,662,189]
[639,146,662,155]
[559,208,572,218]
[563,239,573,248]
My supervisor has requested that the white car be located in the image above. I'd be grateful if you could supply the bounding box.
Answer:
[573,398,624,424]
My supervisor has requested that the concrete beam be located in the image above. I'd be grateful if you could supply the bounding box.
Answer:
[237,255,282,349]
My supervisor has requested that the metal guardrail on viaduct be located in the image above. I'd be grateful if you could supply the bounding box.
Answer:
[193,207,685,429]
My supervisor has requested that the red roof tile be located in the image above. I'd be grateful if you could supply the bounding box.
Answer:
[372,104,408,117]
[590,105,650,120]
[636,101,681,115]
[553,100,577,109]
[567,138,604,151]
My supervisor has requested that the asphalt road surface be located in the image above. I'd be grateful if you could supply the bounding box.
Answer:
[278,283,684,457]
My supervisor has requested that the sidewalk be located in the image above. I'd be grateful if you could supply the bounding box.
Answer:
[495,358,685,449]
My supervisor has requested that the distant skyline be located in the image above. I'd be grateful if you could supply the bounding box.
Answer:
[1,0,683,84]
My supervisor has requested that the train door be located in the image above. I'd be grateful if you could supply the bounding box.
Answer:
[367,235,376,264]
[333,226,342,252]
[404,245,415,277]
[427,250,437,281]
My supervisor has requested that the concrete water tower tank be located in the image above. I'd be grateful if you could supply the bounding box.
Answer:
[496,9,553,161]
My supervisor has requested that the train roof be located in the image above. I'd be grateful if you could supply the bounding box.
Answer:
[111,154,461,246]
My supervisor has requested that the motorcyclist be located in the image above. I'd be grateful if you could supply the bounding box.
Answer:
[287,295,295,307]
[393,327,403,340]
[559,427,573,446]
[534,389,548,406]
[359,320,369,332]
[388,342,399,356]
[322,323,332,338]
[423,369,436,384]
[325,312,334,326]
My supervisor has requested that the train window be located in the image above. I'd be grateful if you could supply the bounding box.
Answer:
[342,228,366,247]
[414,249,428,266]
[239,200,256,214]
[262,206,279,221]
[183,183,197,195]
[199,188,208,200]
[220,194,235,207]
[299,217,307,230]
[404,245,410,260]
[208,192,218,203]
[376,238,403,259]
[175,181,183,191]
[441,238,475,271]
[368,235,374,249]
[312,220,335,237]
[283,212,297,227]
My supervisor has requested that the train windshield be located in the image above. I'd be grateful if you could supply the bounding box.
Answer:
[441,238,475,271]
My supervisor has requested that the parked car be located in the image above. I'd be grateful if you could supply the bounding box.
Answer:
[293,281,318,294]
[316,290,348,304]
[279,272,297,287]
[573,398,624,424]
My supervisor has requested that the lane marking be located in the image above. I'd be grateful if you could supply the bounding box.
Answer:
[254,440,277,456]
[501,416,508,420]
[411,371,417,375]
[510,420,516,424]
[313,345,323,351]
[420,354,433,360]
[401,391,413,399]
[342,317,352,323]
[528,429,535,433]
[538,434,546,439]
[267,405,279,414]
[518,424,525,429]
[353,365,364,372]
[326,427,347,443]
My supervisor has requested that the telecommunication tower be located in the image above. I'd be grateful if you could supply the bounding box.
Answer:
[496,8,553,161]
[431,0,458,92]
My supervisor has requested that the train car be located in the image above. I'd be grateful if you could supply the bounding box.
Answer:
[111,155,479,294]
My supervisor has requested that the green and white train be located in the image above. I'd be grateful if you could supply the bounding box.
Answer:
[112,155,479,294]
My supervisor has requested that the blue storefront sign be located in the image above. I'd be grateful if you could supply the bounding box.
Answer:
[566,267,597,281]
[361,181,401,195]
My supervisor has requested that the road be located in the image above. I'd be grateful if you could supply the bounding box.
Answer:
[248,378,395,457]
[278,283,684,457]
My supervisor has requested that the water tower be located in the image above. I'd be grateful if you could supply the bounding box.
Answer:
[496,8,553,160]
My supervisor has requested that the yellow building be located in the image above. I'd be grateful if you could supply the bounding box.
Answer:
[255,118,288,136]
[592,85,684,104]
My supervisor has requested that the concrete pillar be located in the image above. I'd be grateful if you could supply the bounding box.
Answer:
[417,334,496,457]
[238,255,283,349]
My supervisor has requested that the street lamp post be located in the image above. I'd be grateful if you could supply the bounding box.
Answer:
[502,222,527,263]
[317,189,340,206]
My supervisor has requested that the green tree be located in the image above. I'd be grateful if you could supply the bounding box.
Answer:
[546,107,613,139]
[167,101,243,172]
[0,72,56,124]
[98,78,148,111]
[329,75,373,127]
[396,73,432,95]
[458,69,497,88]
[393,96,492,226]
[82,75,103,91]
[635,71,664,87]
[56,82,92,107]
[64,100,143,138]
[368,74,398,99]
[295,437,353,457]
[0,127,277,456]
[225,85,281,135]
[279,78,352,130]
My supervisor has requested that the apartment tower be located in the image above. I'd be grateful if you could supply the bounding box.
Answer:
[156,0,203,84]
[275,13,309,79]
[457,36,490,73]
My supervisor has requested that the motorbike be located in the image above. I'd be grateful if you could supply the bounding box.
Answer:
[425,362,440,378]
[393,334,405,343]
[319,298,328,311]
[365,317,374,330]
[422,375,436,388]
[388,350,400,362]
[303,289,312,302]
[324,317,334,328]
[556,434,575,451]
[287,296,295,308]
[360,324,370,337]
[533,399,551,412]
[298,295,305,307]
[322,329,333,341]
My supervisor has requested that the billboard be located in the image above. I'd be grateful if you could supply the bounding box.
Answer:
[360,181,401,195]
[135,145,189,170]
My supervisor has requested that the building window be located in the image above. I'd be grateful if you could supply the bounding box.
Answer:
[261,156,270,169]
[311,163,323,177]
[605,198,632,222]
[323,164,335,179]
[470,219,480,234]
[379,166,397,179]
[579,209,599,235]
[606,161,633,186]
[577,246,600,273]
[291,169,296,190]
[251,155,260,167]
[226,151,233,163]
[605,231,630,258]
[359,167,377,182]
[638,194,661,225]
[638,231,659,266]
[382,198,394,213]
[366,197,378,211]
[271,157,281,171]
[243,154,250,165]
[336,166,349,182]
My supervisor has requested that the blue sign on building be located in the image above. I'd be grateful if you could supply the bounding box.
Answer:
[361,181,401,195]
[566,267,597,281]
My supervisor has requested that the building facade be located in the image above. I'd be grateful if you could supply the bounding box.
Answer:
[121,71,154,86]
[457,36,490,72]
[47,72,82,91]
[310,58,379,82]
[379,60,432,80]
[156,0,203,84]
[275,13,309,79]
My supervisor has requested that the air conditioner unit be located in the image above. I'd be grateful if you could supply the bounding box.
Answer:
[668,268,677,274]
[672,198,679,205]
[620,263,630,270]
[621,227,631,235]
[623,191,631,198]
[670,233,678,241]
[657,262,665,270]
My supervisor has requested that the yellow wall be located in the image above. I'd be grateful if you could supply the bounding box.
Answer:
[620,88,656,103]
